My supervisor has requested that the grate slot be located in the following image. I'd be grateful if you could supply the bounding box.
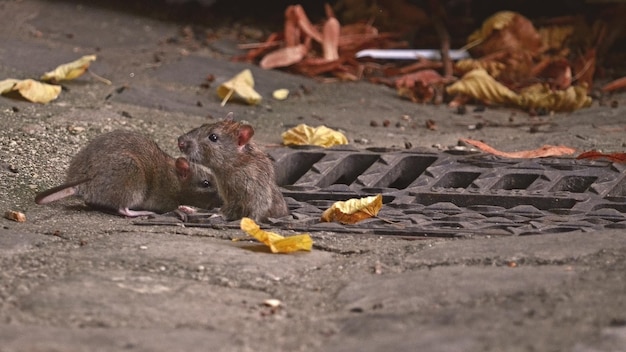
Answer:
[433,171,481,189]
[550,176,597,193]
[371,155,438,189]
[316,154,380,187]
[274,152,326,186]
[491,174,540,190]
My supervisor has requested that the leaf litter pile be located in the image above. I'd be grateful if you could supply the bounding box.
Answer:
[235,2,626,113]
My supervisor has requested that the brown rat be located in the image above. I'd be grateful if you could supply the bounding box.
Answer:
[35,130,221,217]
[177,113,289,222]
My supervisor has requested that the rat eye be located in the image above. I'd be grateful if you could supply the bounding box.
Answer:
[201,180,211,188]
[208,134,218,142]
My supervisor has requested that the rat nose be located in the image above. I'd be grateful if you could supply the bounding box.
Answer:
[178,138,189,152]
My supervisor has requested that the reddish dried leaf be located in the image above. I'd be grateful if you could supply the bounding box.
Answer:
[284,6,301,47]
[532,57,572,90]
[238,33,282,62]
[395,69,444,89]
[576,150,626,163]
[572,48,596,90]
[293,5,323,43]
[323,17,340,61]
[601,76,626,93]
[468,11,543,57]
[260,44,308,69]
[460,138,576,158]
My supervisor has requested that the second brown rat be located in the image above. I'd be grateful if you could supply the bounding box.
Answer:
[35,130,221,217]
[177,113,289,222]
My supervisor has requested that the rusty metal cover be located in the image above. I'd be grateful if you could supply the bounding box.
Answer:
[137,146,626,238]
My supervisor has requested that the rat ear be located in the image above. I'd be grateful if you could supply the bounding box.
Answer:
[224,112,234,121]
[175,157,190,179]
[237,124,254,146]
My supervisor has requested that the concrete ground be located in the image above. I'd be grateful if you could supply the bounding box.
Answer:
[1,1,625,351]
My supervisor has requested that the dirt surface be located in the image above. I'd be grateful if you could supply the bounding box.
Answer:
[1,1,626,351]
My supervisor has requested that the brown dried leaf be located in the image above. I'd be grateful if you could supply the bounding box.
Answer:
[322,17,340,61]
[321,194,383,224]
[446,69,520,106]
[601,76,626,93]
[467,11,543,57]
[460,138,576,158]
[260,44,308,69]
[576,150,626,163]
[518,83,591,112]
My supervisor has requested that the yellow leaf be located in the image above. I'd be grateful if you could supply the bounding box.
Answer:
[0,79,61,104]
[240,217,312,254]
[447,69,592,112]
[518,83,592,112]
[321,194,383,224]
[272,88,289,100]
[446,69,520,106]
[282,124,348,148]
[0,79,20,94]
[216,69,262,106]
[41,55,97,82]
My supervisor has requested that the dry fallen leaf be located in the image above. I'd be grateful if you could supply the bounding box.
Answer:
[466,11,543,57]
[272,88,289,100]
[447,69,591,112]
[0,78,61,104]
[260,44,309,69]
[321,194,383,224]
[518,83,591,112]
[240,217,313,254]
[41,55,97,82]
[601,76,626,93]
[576,150,626,163]
[216,69,262,106]
[4,210,26,222]
[282,124,348,148]
[460,138,576,158]
[446,69,520,106]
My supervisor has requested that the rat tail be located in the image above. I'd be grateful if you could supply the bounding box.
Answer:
[34,178,91,204]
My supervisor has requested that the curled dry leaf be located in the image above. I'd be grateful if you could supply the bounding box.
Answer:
[216,69,262,106]
[260,44,309,69]
[0,78,61,104]
[240,217,313,254]
[518,83,591,112]
[282,124,348,148]
[322,17,340,61]
[321,194,383,224]
[41,55,97,82]
[467,11,543,57]
[601,76,626,93]
[460,138,576,158]
[395,69,445,103]
[447,69,591,112]
[576,150,626,163]
[5,210,26,222]
[446,69,520,106]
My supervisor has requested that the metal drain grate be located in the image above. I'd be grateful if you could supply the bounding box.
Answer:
[137,146,626,237]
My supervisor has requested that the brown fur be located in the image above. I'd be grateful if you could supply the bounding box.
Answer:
[36,130,221,216]
[178,115,289,222]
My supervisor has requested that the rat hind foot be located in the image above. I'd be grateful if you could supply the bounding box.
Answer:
[118,208,156,217]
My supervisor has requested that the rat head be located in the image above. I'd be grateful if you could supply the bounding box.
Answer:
[174,157,222,209]
[178,112,255,169]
